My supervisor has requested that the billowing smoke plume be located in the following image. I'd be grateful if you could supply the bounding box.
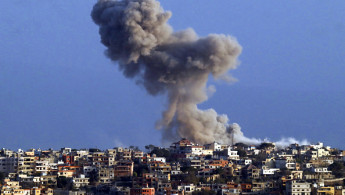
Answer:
[91,0,308,147]
[230,123,310,148]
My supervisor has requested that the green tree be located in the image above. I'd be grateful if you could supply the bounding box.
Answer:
[329,161,345,178]
[129,146,140,151]
[252,152,267,166]
[89,170,99,185]
[331,149,340,155]
[0,172,8,185]
[214,168,225,175]
[134,164,149,176]
[213,177,226,184]
[180,166,197,173]
[145,144,156,152]
[150,147,173,161]
[57,176,69,189]
[258,143,274,150]
[184,173,199,185]
[234,142,248,149]
[236,148,247,158]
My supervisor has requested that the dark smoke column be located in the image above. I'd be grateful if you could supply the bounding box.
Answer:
[91,0,242,145]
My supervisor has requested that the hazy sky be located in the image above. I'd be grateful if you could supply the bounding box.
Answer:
[1,0,344,150]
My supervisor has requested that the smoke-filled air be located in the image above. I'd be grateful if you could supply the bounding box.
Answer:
[91,0,308,147]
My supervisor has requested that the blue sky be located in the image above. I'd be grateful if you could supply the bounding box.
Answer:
[1,0,344,150]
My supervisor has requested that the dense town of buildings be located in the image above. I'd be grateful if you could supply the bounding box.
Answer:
[1,139,345,195]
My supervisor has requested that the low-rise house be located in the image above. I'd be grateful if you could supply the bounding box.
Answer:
[149,161,171,174]
[311,142,324,150]
[204,142,224,151]
[209,160,229,168]
[290,171,303,180]
[312,167,331,174]
[133,151,144,159]
[149,156,166,163]
[221,188,241,195]
[178,184,195,194]
[188,159,202,169]
[226,150,240,160]
[40,175,57,187]
[223,182,241,195]
[187,146,204,156]
[261,167,280,176]
[18,174,40,185]
[286,180,311,195]
[122,150,132,161]
[242,164,260,179]
[72,175,89,189]
[57,165,81,178]
[251,181,276,193]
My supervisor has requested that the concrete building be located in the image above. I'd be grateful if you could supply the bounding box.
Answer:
[114,161,134,177]
[286,180,311,195]
[0,157,18,173]
[72,175,89,189]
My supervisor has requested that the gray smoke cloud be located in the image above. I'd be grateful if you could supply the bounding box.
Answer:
[91,0,307,147]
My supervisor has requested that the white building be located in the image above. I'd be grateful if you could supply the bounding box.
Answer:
[244,159,252,165]
[204,142,229,151]
[83,166,97,177]
[310,142,323,149]
[261,168,280,175]
[178,184,195,193]
[188,146,204,156]
[227,150,240,160]
[312,167,331,173]
[286,180,311,195]
[317,148,330,157]
[73,174,89,189]
[221,188,241,195]
[201,149,213,156]
[151,157,166,163]
[35,161,49,174]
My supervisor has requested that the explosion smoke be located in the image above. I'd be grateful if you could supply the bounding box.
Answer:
[91,0,308,147]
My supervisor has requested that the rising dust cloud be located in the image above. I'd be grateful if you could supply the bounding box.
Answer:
[91,0,308,148]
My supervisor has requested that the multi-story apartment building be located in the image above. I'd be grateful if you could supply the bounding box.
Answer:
[18,156,36,175]
[114,161,134,177]
[286,180,311,195]
[0,157,18,173]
